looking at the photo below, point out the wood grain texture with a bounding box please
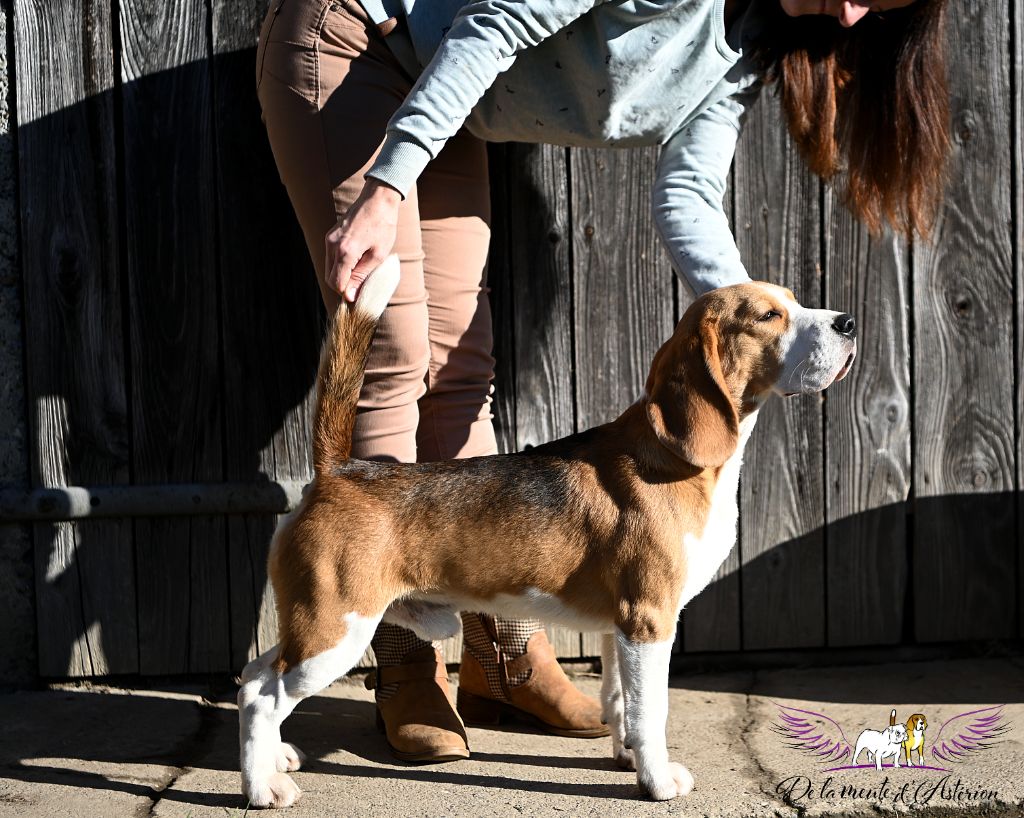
[911,0,1016,642]
[121,0,230,673]
[824,215,910,647]
[211,0,323,670]
[505,144,579,657]
[733,90,826,650]
[1016,0,1024,640]
[15,0,137,676]
[569,146,674,656]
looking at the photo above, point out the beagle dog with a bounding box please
[903,713,928,766]
[237,257,857,808]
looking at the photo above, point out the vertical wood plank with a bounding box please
[210,0,323,670]
[1016,0,1024,640]
[681,166,742,654]
[912,0,1016,641]
[824,217,911,647]
[486,143,518,458]
[505,144,579,657]
[14,0,137,676]
[569,146,674,656]
[121,0,230,673]
[733,91,826,650]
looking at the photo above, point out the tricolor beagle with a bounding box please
[237,257,857,807]
[903,712,928,766]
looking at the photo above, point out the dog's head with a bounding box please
[886,723,909,744]
[906,714,928,733]
[644,282,857,468]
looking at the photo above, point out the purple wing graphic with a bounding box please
[930,705,1011,764]
[771,702,852,765]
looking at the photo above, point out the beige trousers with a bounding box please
[256,0,497,464]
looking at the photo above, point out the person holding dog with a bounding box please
[255,0,949,762]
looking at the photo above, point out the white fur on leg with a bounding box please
[238,612,381,808]
[616,629,693,800]
[600,633,633,770]
[354,255,400,320]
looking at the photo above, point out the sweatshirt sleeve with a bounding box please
[366,0,606,197]
[652,86,760,296]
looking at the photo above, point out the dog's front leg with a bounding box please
[600,633,633,770]
[616,629,693,800]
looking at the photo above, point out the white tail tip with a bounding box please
[354,255,400,320]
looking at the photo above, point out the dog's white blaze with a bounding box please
[678,411,758,610]
[775,292,853,395]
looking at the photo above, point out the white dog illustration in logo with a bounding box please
[852,709,908,770]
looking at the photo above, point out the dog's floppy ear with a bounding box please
[644,310,739,469]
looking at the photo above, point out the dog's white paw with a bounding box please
[275,742,305,772]
[613,747,636,770]
[640,762,694,800]
[247,772,302,809]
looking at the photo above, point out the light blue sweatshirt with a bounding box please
[358,0,765,294]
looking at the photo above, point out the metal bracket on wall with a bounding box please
[0,481,308,522]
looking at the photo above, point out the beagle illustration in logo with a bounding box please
[852,709,908,770]
[902,712,928,766]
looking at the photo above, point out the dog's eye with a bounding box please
[758,310,781,322]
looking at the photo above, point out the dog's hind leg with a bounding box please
[616,628,693,801]
[238,612,381,808]
[600,633,633,770]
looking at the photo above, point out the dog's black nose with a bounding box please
[832,313,857,338]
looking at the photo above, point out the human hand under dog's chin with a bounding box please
[324,178,401,303]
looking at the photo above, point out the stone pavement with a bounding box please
[1,656,1022,818]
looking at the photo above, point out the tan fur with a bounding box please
[903,713,928,764]
[270,283,801,674]
[312,305,379,475]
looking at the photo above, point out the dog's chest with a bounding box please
[678,412,758,610]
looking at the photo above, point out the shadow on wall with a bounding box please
[22,45,558,679]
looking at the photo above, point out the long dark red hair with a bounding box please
[752,0,950,237]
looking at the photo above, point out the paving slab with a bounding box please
[0,656,1021,818]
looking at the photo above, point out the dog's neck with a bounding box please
[618,398,760,480]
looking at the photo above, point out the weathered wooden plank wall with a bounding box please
[1015,0,1024,640]
[9,0,1022,677]
[14,0,137,676]
[912,0,1016,642]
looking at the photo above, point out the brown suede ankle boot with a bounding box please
[457,630,609,738]
[366,646,470,762]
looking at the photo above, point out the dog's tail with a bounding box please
[313,255,401,477]
[889,708,897,727]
